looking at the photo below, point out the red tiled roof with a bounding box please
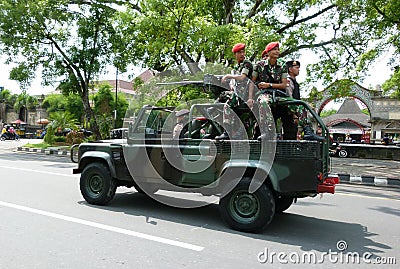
[136,69,156,83]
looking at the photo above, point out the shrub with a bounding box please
[44,126,55,144]
[66,131,85,145]
[54,136,66,143]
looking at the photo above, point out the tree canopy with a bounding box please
[0,0,133,138]
[120,0,399,88]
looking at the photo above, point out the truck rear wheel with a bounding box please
[80,162,117,205]
[219,178,275,233]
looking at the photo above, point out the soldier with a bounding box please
[252,41,297,140]
[285,60,324,141]
[285,60,301,100]
[216,43,255,140]
[172,109,189,139]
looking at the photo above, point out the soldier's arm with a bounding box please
[222,73,247,82]
[269,77,288,90]
[247,82,255,109]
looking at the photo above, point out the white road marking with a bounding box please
[0,165,77,178]
[0,200,204,252]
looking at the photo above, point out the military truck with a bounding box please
[72,76,339,233]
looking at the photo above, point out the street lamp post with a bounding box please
[115,68,118,129]
[38,94,44,130]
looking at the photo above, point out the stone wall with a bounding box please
[4,108,48,128]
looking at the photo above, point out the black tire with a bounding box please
[275,196,294,213]
[0,136,5,141]
[219,178,275,233]
[80,162,117,205]
[338,149,348,158]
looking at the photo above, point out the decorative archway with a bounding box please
[313,79,380,117]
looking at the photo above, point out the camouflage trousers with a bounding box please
[219,91,254,137]
[255,94,275,135]
[219,91,239,125]
[256,93,298,140]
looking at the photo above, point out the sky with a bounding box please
[0,56,141,96]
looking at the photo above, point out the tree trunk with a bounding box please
[81,86,101,140]
[180,50,202,75]
[223,0,235,24]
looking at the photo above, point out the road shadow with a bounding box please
[336,185,400,200]
[368,206,400,217]
[78,190,392,258]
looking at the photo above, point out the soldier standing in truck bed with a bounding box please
[251,41,297,140]
[216,43,255,140]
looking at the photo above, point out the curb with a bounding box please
[16,147,70,156]
[333,173,400,188]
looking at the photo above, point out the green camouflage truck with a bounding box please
[72,77,339,233]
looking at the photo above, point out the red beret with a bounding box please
[261,49,268,58]
[232,43,246,53]
[265,42,279,53]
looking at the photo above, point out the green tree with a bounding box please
[0,0,134,139]
[382,67,400,98]
[120,0,398,87]
[45,111,79,144]
[13,90,37,121]
[320,109,337,118]
[93,83,114,137]
[94,84,114,116]
[0,89,17,107]
[65,94,84,124]
[115,92,129,128]
[42,94,68,113]
[42,93,84,124]
[93,83,128,130]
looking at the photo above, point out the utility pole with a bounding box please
[115,68,118,129]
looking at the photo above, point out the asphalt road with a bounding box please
[0,149,399,268]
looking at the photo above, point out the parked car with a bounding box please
[110,128,128,139]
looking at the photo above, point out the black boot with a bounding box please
[303,125,324,142]
[216,131,230,140]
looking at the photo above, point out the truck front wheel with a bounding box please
[80,162,117,205]
[219,178,275,233]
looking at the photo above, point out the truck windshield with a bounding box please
[129,107,175,138]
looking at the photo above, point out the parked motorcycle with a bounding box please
[0,133,20,141]
[329,142,348,158]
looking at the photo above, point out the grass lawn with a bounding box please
[23,142,52,149]
[23,142,71,149]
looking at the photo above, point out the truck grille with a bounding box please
[212,140,321,159]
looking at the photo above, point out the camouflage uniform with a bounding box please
[253,59,297,139]
[220,59,254,138]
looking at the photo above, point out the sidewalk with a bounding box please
[330,157,400,188]
[16,146,70,156]
[0,138,70,156]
